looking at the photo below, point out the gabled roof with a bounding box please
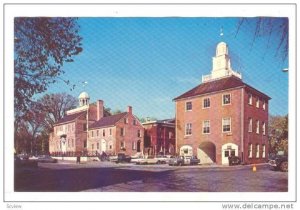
[89,112,127,129]
[54,111,85,125]
[174,76,271,101]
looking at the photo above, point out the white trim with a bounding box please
[222,117,231,133]
[248,118,253,132]
[202,120,210,134]
[202,97,211,109]
[256,120,260,134]
[185,123,192,136]
[185,101,193,111]
[248,143,253,158]
[222,93,231,106]
[256,144,260,158]
[248,93,253,105]
[256,97,260,108]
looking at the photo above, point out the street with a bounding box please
[14,161,288,192]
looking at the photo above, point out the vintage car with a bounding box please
[228,156,241,166]
[169,156,200,166]
[154,155,170,164]
[268,152,288,172]
[115,153,131,163]
[135,156,157,165]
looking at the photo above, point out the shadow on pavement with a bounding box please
[14,166,172,192]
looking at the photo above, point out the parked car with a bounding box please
[154,155,170,164]
[116,153,131,163]
[228,156,241,166]
[169,156,184,166]
[169,156,200,166]
[268,152,288,172]
[185,156,200,165]
[108,155,118,162]
[135,156,157,165]
[36,155,58,163]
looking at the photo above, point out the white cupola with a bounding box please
[78,91,90,106]
[202,42,242,83]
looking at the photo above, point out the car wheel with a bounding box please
[280,161,288,172]
[157,160,161,164]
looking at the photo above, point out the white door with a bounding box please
[101,139,106,153]
[222,143,238,165]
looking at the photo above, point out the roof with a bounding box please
[54,111,85,125]
[89,112,128,129]
[174,76,271,101]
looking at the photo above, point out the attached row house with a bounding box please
[174,42,271,165]
[49,92,144,156]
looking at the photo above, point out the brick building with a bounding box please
[174,42,271,165]
[49,92,144,156]
[88,105,144,156]
[142,119,175,156]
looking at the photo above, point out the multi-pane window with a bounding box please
[256,120,260,134]
[84,140,87,148]
[103,129,105,137]
[256,144,260,158]
[97,143,99,150]
[186,101,192,111]
[256,97,260,108]
[133,119,136,125]
[185,123,192,135]
[262,145,266,158]
[248,118,253,132]
[109,128,112,136]
[97,130,99,137]
[91,131,94,137]
[203,120,210,134]
[223,94,231,105]
[83,123,87,131]
[262,122,266,135]
[203,98,210,108]
[120,128,125,136]
[121,141,125,148]
[137,129,141,137]
[222,118,231,132]
[263,100,266,110]
[248,94,252,105]
[124,118,128,124]
[248,144,253,158]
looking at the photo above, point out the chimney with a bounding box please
[127,106,132,114]
[97,100,104,121]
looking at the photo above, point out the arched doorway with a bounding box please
[101,139,107,153]
[198,142,216,164]
[179,145,193,156]
[222,143,238,165]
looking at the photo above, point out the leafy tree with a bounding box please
[236,17,288,61]
[37,93,77,132]
[268,114,288,155]
[14,17,83,118]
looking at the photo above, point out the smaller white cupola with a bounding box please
[78,91,90,106]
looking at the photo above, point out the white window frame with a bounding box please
[202,120,210,134]
[262,145,266,158]
[248,94,252,105]
[248,144,253,158]
[202,97,211,109]
[263,100,266,110]
[222,117,231,133]
[262,122,266,135]
[248,118,253,132]
[185,101,192,111]
[137,129,141,137]
[222,93,231,106]
[121,127,125,136]
[185,123,192,136]
[256,120,260,134]
[256,97,260,108]
[256,144,260,158]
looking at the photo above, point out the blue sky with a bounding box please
[46,17,288,119]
